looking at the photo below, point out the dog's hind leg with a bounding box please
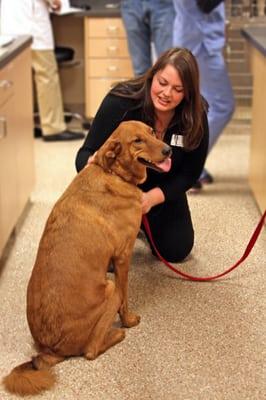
[95,328,126,358]
[84,280,124,360]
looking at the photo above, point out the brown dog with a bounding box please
[3,120,172,396]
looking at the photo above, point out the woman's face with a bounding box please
[150,64,185,114]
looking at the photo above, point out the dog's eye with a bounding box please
[134,138,143,144]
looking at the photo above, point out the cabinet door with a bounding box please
[0,47,34,255]
[0,93,18,253]
[85,78,120,117]
[12,49,35,217]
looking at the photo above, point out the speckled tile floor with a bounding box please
[0,125,265,400]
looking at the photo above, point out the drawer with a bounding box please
[85,18,127,38]
[85,78,125,117]
[87,59,133,78]
[86,38,130,58]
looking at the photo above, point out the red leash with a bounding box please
[142,209,266,282]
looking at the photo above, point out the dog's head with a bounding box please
[94,121,172,185]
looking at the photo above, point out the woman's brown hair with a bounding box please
[111,47,208,150]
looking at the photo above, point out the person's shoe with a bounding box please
[199,170,214,185]
[34,127,43,138]
[188,180,202,194]
[43,130,85,142]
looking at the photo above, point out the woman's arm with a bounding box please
[75,94,132,172]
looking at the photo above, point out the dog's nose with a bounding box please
[162,145,172,157]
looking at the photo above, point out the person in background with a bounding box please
[173,0,235,191]
[121,0,175,76]
[76,48,209,263]
[0,0,85,142]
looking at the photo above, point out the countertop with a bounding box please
[0,35,32,70]
[69,0,121,17]
[241,25,266,56]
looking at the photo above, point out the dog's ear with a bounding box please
[96,139,122,171]
[105,140,122,160]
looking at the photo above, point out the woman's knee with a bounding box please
[159,245,193,263]
[152,236,194,263]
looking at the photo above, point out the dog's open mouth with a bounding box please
[138,156,172,173]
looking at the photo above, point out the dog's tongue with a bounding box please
[156,157,172,173]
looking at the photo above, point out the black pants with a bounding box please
[142,194,194,263]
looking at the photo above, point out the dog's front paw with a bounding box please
[85,350,97,360]
[122,312,141,328]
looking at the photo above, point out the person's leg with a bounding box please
[150,0,175,59]
[196,46,235,181]
[197,46,235,154]
[142,195,194,263]
[32,50,66,136]
[121,0,152,75]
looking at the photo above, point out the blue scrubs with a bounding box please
[173,1,235,177]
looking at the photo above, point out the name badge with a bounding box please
[170,134,184,147]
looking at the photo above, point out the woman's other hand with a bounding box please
[141,188,165,214]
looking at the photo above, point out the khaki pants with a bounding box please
[32,50,66,136]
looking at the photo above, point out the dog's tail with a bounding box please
[2,352,64,396]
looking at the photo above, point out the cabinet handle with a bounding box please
[107,25,118,34]
[0,117,7,139]
[0,80,13,89]
[107,45,118,54]
[107,65,118,72]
